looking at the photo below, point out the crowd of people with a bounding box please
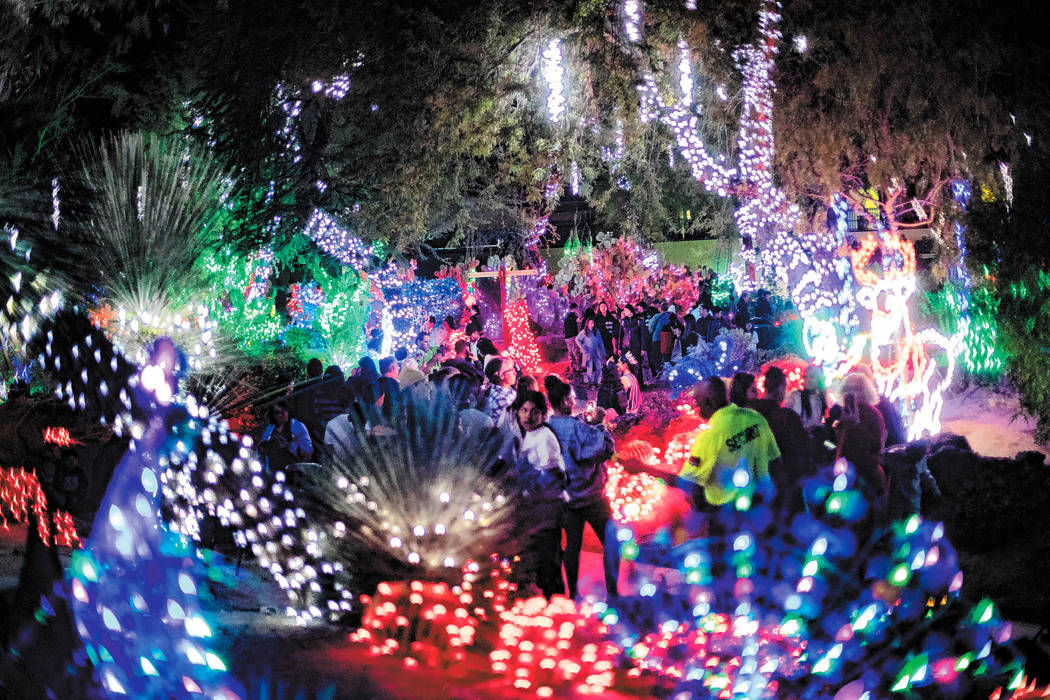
[255,280,932,601]
[563,285,779,391]
[257,302,627,599]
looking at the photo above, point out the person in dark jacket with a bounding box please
[545,376,619,599]
[594,301,620,357]
[734,294,751,330]
[376,357,401,418]
[351,357,381,406]
[290,358,327,448]
[563,302,582,374]
[693,305,717,345]
[619,305,646,389]
[750,367,809,510]
[596,355,625,416]
[260,401,313,471]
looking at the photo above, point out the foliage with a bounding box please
[921,279,1007,381]
[82,132,229,309]
[196,245,284,358]
[79,132,235,368]
[0,0,186,174]
[665,326,770,396]
[774,0,1048,231]
[998,270,1050,443]
[554,230,699,308]
[967,138,1050,442]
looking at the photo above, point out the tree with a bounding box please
[774,0,1046,253]
[967,139,1050,441]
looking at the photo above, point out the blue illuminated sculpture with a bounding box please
[68,337,243,698]
[603,458,1028,698]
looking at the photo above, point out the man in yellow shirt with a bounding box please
[623,377,780,511]
[682,376,779,508]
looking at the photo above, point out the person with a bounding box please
[623,377,779,512]
[787,364,829,430]
[350,357,380,406]
[830,373,888,506]
[693,305,715,346]
[465,327,483,368]
[575,318,607,387]
[447,372,495,437]
[483,357,518,427]
[290,358,328,449]
[729,372,758,407]
[398,362,428,399]
[545,376,619,599]
[852,364,906,448]
[376,357,401,415]
[734,293,751,330]
[324,398,368,461]
[511,390,568,599]
[659,306,684,364]
[366,327,383,356]
[418,316,436,353]
[563,302,582,375]
[647,305,670,375]
[516,374,539,395]
[596,355,624,416]
[260,401,313,471]
[465,305,483,336]
[476,337,499,368]
[619,305,646,389]
[594,301,620,357]
[443,339,483,381]
[618,358,642,414]
[430,315,454,351]
[750,367,809,507]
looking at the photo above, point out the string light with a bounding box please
[351,562,517,669]
[51,177,60,231]
[605,461,667,523]
[302,208,378,268]
[491,596,620,695]
[43,425,80,447]
[623,0,642,43]
[0,465,80,548]
[602,460,1026,698]
[71,396,241,698]
[851,236,957,437]
[677,40,694,106]
[541,39,566,124]
[503,298,545,375]
[286,281,325,329]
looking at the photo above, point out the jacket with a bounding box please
[548,415,615,506]
[516,425,569,502]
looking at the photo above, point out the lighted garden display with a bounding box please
[0,0,1048,696]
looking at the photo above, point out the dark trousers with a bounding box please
[647,338,662,376]
[563,499,619,598]
[524,504,566,599]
